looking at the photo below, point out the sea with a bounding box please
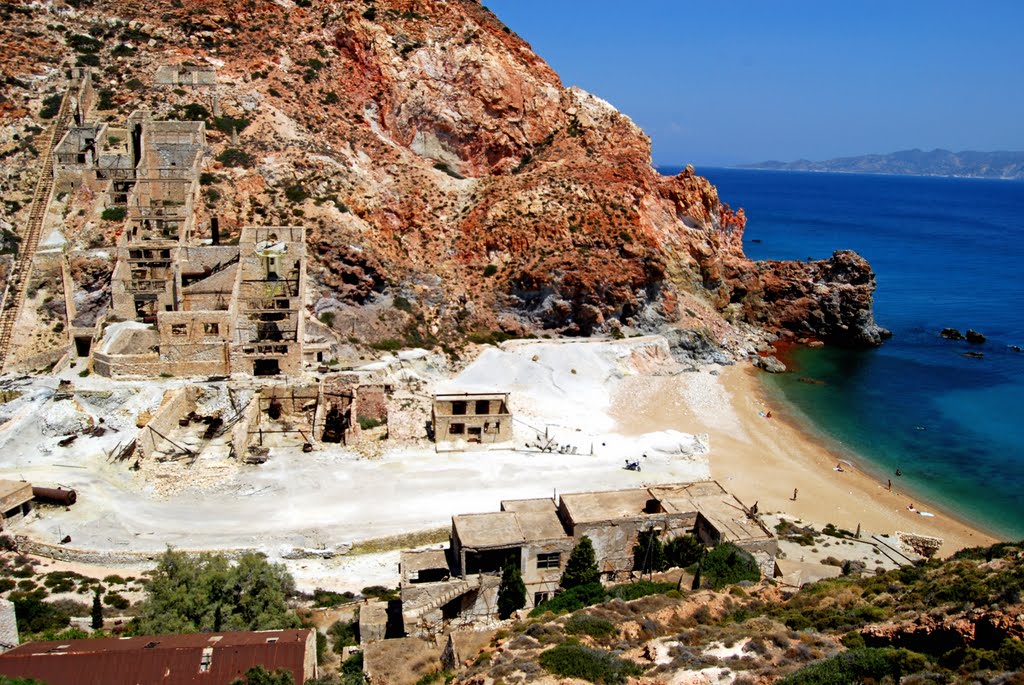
[661,166,1024,541]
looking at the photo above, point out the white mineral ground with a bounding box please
[0,336,994,592]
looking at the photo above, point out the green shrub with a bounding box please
[313,588,354,607]
[199,172,217,186]
[393,296,413,312]
[216,148,253,168]
[564,614,616,638]
[103,592,130,610]
[497,561,526,619]
[361,585,398,601]
[561,537,600,590]
[779,647,930,685]
[329,617,358,651]
[211,115,250,134]
[369,339,402,352]
[11,589,73,634]
[483,264,498,277]
[175,103,210,121]
[701,542,760,589]
[284,184,308,203]
[665,534,704,569]
[101,206,126,222]
[39,94,62,119]
[633,529,666,574]
[357,416,384,430]
[530,583,606,617]
[538,642,643,684]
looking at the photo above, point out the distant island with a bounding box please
[741,148,1024,180]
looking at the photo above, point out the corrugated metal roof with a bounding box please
[0,629,312,685]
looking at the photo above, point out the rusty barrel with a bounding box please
[32,487,77,506]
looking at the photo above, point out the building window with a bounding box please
[203,322,220,335]
[475,399,490,415]
[171,324,187,337]
[451,401,467,415]
[449,423,465,435]
[536,552,561,569]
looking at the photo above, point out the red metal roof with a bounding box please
[0,629,313,685]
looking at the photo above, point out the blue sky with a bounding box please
[485,1,1024,166]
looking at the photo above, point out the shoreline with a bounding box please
[713,365,998,554]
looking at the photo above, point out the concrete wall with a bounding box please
[137,387,195,460]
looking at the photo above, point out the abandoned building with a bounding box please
[399,481,776,632]
[154,64,217,88]
[0,480,33,530]
[431,392,513,451]
[0,629,317,685]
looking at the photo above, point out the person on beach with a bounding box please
[834,462,844,472]
[907,503,916,512]
[887,479,892,491]
[792,488,798,501]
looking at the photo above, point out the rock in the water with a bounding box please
[1009,345,1022,353]
[940,328,965,340]
[753,355,786,373]
[965,329,986,344]
[962,351,985,359]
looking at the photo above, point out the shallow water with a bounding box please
[667,167,1024,539]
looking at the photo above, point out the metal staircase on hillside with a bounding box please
[0,90,72,370]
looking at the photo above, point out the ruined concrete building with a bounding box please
[154,64,217,88]
[431,392,513,451]
[0,480,33,530]
[399,481,776,631]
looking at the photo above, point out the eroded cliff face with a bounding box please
[0,0,887,350]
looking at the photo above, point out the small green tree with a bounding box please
[560,536,600,590]
[701,543,760,589]
[91,588,103,629]
[230,665,294,685]
[665,534,704,569]
[496,560,526,619]
[633,529,666,575]
[134,548,300,635]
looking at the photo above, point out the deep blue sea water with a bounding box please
[662,166,1024,540]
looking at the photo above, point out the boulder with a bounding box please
[753,355,786,373]
[965,329,986,344]
[940,327,965,340]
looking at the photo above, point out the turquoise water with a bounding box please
[671,167,1024,540]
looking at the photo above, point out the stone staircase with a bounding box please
[0,89,72,370]
[402,575,482,621]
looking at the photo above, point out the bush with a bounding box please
[538,642,643,684]
[778,647,930,685]
[665,534,704,569]
[39,94,62,119]
[497,561,526,619]
[284,184,308,203]
[360,585,398,601]
[357,416,384,430]
[313,588,354,607]
[564,614,616,639]
[211,115,250,134]
[633,529,666,575]
[199,172,217,186]
[11,589,73,634]
[101,206,126,222]
[530,583,606,617]
[329,618,358,652]
[216,148,253,168]
[432,162,464,179]
[701,543,760,589]
[483,264,498,277]
[103,592,130,610]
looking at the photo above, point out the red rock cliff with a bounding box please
[0,0,888,349]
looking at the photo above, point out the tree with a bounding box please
[632,529,666,575]
[91,588,103,630]
[134,548,300,635]
[496,560,526,619]
[560,536,600,590]
[230,665,294,685]
[701,543,760,589]
[665,534,704,569]
[0,677,48,685]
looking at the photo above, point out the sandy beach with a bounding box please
[611,362,997,555]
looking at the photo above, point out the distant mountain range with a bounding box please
[741,149,1024,180]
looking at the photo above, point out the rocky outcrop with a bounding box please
[861,607,1024,654]
[0,0,888,351]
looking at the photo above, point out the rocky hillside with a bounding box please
[0,0,889,353]
[452,541,1024,684]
